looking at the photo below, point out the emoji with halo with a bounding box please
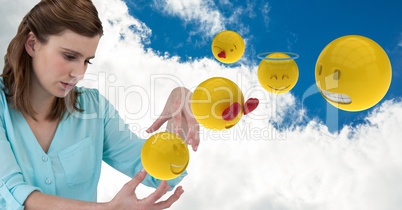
[315,35,392,111]
[211,30,245,64]
[141,132,189,180]
[257,52,299,94]
[191,77,259,130]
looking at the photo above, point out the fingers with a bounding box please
[182,102,200,151]
[127,169,147,190]
[172,110,184,136]
[147,87,200,152]
[146,111,170,133]
[114,173,184,210]
[154,186,185,209]
[186,123,200,151]
[147,88,187,134]
[144,181,171,205]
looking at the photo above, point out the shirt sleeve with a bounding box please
[96,90,187,189]
[0,102,41,209]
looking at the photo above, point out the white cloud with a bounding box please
[287,32,299,51]
[2,1,402,210]
[152,0,225,37]
[218,0,232,8]
[245,0,257,19]
[172,99,402,210]
[260,2,271,30]
[150,0,262,39]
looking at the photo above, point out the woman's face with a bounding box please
[28,29,100,98]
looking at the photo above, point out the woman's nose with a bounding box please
[70,64,87,79]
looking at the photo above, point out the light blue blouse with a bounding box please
[0,84,186,209]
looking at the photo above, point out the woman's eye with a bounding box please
[85,60,93,65]
[64,54,76,60]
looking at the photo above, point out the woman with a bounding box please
[0,0,200,209]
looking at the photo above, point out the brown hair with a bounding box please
[2,0,103,121]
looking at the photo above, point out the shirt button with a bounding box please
[45,178,52,185]
[42,156,48,162]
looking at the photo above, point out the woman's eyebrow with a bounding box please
[60,47,95,59]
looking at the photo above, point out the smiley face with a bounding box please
[141,132,189,180]
[315,35,392,111]
[191,77,245,130]
[257,52,299,94]
[211,30,245,64]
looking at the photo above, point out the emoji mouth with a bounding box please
[170,163,188,175]
[268,85,290,91]
[321,89,352,104]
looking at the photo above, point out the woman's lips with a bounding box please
[61,82,75,90]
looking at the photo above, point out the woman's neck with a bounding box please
[29,86,56,121]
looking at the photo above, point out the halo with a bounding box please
[257,52,299,61]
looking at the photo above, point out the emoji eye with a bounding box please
[270,74,278,80]
[230,49,234,52]
[282,74,289,79]
[318,65,323,76]
[333,69,340,80]
[173,144,179,155]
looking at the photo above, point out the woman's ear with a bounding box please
[25,32,37,57]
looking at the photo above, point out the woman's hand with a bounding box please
[106,170,184,210]
[147,87,200,151]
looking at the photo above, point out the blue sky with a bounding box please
[124,0,402,132]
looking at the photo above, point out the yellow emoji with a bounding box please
[211,30,245,64]
[141,132,189,180]
[191,77,258,130]
[315,35,392,111]
[257,52,299,94]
